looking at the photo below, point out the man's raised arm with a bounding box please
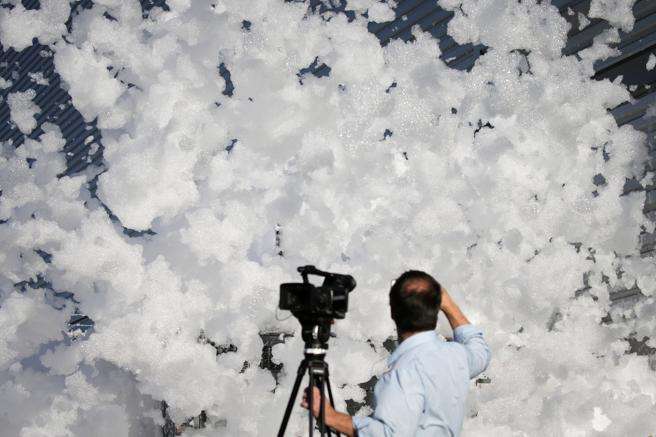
[440,286,491,378]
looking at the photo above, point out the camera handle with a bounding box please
[277,351,341,437]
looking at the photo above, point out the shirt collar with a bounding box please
[387,330,437,366]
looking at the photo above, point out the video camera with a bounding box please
[279,265,356,350]
[277,266,356,436]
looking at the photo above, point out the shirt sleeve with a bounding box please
[352,362,424,437]
[453,323,491,379]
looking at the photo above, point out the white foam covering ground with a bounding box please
[1,0,655,435]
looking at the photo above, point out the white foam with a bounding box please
[589,0,637,32]
[1,0,654,435]
[647,53,656,71]
[0,0,70,51]
[54,42,125,122]
[368,2,396,22]
[7,90,39,134]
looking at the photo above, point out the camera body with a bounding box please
[279,265,356,349]
[279,266,355,319]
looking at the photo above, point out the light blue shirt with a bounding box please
[352,324,491,437]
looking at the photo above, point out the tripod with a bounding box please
[277,348,341,437]
[276,264,356,437]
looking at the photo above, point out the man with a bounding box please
[301,270,491,436]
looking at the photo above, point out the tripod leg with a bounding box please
[325,366,340,437]
[277,359,308,437]
[318,376,326,437]
[308,368,314,437]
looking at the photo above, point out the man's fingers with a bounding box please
[300,386,325,413]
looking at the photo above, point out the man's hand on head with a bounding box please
[438,285,471,329]
[439,286,454,311]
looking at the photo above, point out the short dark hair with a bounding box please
[389,270,441,335]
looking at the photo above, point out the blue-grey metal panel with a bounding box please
[0,0,170,177]
[0,0,101,176]
[0,41,104,176]
[368,0,487,70]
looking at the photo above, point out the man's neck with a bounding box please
[399,331,418,343]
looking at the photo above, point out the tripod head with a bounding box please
[300,319,333,354]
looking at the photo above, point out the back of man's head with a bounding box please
[389,270,442,335]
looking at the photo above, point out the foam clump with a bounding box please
[647,53,656,71]
[0,0,70,51]
[0,290,68,368]
[54,42,125,122]
[1,0,655,435]
[589,0,637,32]
[365,1,396,22]
[7,90,39,134]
